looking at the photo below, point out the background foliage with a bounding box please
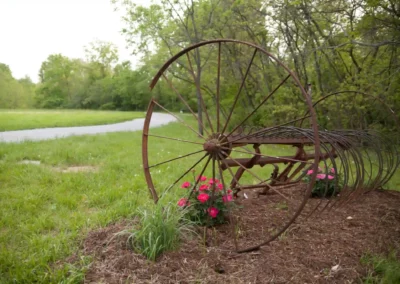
[1,0,399,133]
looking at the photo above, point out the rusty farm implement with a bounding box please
[142,39,400,252]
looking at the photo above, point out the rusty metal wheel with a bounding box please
[142,39,321,252]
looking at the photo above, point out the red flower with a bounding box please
[199,184,209,191]
[197,193,210,203]
[181,181,190,188]
[222,194,233,202]
[227,189,233,194]
[208,178,220,184]
[217,183,224,190]
[207,207,219,218]
[197,175,207,182]
[177,198,189,207]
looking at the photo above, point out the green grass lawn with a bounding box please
[0,109,145,131]
[0,115,399,283]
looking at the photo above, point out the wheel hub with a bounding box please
[203,133,231,159]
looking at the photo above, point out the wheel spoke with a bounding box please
[221,48,258,134]
[221,115,311,146]
[147,149,204,169]
[218,153,241,188]
[153,100,205,139]
[162,74,209,138]
[226,74,291,137]
[216,42,221,133]
[217,157,239,251]
[163,154,208,195]
[186,52,215,134]
[147,134,204,146]
[186,155,212,201]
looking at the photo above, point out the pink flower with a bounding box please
[307,169,314,175]
[197,193,210,203]
[199,184,209,191]
[227,189,233,194]
[181,181,190,188]
[222,194,233,202]
[217,183,224,190]
[330,168,335,174]
[207,207,219,218]
[208,178,220,184]
[197,175,207,182]
[177,198,189,207]
[316,174,334,180]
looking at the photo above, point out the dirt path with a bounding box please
[0,113,176,143]
[81,189,400,283]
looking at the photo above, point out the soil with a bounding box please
[81,189,400,283]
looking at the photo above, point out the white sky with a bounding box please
[0,0,148,83]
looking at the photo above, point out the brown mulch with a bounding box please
[81,189,400,283]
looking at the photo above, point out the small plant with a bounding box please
[304,167,340,198]
[361,251,400,283]
[177,175,234,226]
[126,202,193,261]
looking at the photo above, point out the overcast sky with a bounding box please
[0,0,147,82]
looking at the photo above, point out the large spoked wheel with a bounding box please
[142,39,321,252]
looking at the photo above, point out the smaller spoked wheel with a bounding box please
[142,39,321,252]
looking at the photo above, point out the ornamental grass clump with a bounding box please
[177,175,234,226]
[126,202,194,261]
[304,167,340,198]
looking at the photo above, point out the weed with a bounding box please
[124,201,195,261]
[361,251,400,283]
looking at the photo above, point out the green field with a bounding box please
[0,109,144,131]
[0,113,399,283]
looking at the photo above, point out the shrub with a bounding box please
[126,202,193,261]
[177,175,234,226]
[304,167,340,197]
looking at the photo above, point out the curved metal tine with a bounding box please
[225,146,315,165]
[216,156,239,251]
[226,74,291,137]
[161,73,210,139]
[159,153,208,199]
[220,149,291,201]
[186,155,212,202]
[357,133,382,189]
[147,134,204,146]
[147,149,205,169]
[152,100,205,139]
[338,146,366,206]
[221,48,258,135]
[186,51,215,134]
[308,134,344,214]
[220,115,311,147]
[333,138,365,208]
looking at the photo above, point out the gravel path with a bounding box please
[0,113,176,143]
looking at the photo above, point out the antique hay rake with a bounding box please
[142,39,400,252]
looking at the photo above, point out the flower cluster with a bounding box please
[304,167,339,197]
[177,175,234,225]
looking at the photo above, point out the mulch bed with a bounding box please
[81,189,400,283]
